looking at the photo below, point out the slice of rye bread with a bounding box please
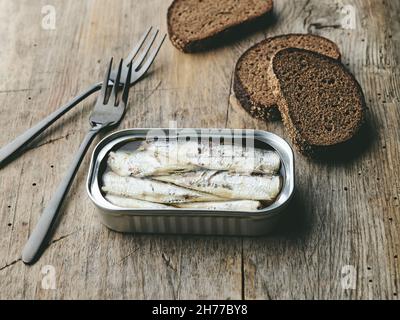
[234,34,341,121]
[271,48,365,157]
[167,0,273,53]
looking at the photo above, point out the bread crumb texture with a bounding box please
[272,48,365,155]
[234,34,341,121]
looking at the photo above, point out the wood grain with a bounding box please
[0,0,398,299]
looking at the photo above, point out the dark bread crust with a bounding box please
[271,48,366,157]
[234,34,341,121]
[167,0,274,53]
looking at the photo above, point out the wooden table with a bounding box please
[0,0,399,300]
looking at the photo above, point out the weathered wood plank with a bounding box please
[0,0,242,300]
[0,0,399,300]
[234,0,400,300]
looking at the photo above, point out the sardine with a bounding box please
[105,194,170,209]
[176,200,262,211]
[102,172,223,204]
[105,193,260,212]
[107,150,198,178]
[108,140,281,177]
[154,171,282,201]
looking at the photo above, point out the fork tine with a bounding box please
[122,62,133,105]
[111,59,123,106]
[134,34,166,77]
[123,26,153,67]
[131,29,160,71]
[100,57,113,104]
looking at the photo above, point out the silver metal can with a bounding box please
[86,128,295,236]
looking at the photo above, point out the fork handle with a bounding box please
[22,125,102,265]
[0,82,102,167]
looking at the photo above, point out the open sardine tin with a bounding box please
[87,128,295,236]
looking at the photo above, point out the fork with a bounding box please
[22,59,132,265]
[0,27,165,167]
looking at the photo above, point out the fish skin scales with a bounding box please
[177,200,262,211]
[107,150,198,177]
[144,141,281,174]
[102,172,223,204]
[154,171,282,201]
[105,194,170,209]
[105,193,260,212]
[108,141,281,177]
[107,151,198,177]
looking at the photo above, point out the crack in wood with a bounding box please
[48,231,77,247]
[308,23,342,30]
[0,87,49,95]
[0,88,31,94]
[115,247,140,266]
[27,133,73,151]
[142,80,162,102]
[302,0,312,27]
[241,238,245,300]
[0,258,22,271]
[261,280,273,300]
[161,252,177,272]
[225,70,235,128]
